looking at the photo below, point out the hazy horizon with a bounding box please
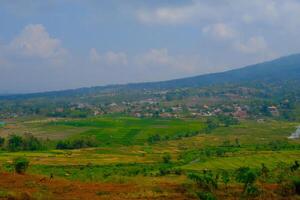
[1,0,300,93]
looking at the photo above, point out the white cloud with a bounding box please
[89,48,128,65]
[137,48,170,65]
[136,1,218,25]
[234,36,268,54]
[136,48,200,73]
[136,0,300,33]
[202,23,237,40]
[9,24,67,60]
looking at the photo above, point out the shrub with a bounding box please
[221,170,230,188]
[147,134,161,144]
[196,191,216,200]
[162,153,171,163]
[293,178,300,195]
[13,157,29,174]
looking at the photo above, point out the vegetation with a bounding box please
[1,55,300,198]
[13,157,29,174]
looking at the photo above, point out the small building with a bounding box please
[268,106,279,116]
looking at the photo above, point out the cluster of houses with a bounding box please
[32,96,282,120]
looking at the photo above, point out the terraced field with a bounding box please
[0,117,300,199]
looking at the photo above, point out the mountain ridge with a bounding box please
[1,53,300,99]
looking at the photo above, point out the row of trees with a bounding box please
[56,137,99,149]
[0,134,100,151]
[0,134,44,151]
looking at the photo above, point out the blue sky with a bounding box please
[1,0,300,93]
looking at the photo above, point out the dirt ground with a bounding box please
[0,172,192,200]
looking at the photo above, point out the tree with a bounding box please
[221,170,230,189]
[23,133,43,151]
[56,140,71,149]
[13,157,29,174]
[188,171,218,191]
[7,135,23,152]
[205,117,219,133]
[147,134,161,144]
[235,167,257,193]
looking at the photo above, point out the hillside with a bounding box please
[126,54,300,89]
[1,54,300,100]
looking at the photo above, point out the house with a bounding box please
[233,107,247,119]
[268,106,279,116]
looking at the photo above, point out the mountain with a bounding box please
[124,54,300,89]
[1,54,300,99]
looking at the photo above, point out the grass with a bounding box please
[0,116,300,199]
[181,150,300,171]
[47,117,206,145]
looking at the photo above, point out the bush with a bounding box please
[293,178,300,195]
[148,134,161,144]
[196,191,216,200]
[162,153,171,163]
[13,157,29,174]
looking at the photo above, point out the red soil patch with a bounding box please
[0,173,191,200]
[0,172,136,200]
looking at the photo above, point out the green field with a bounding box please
[1,116,300,199]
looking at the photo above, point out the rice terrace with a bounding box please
[1,1,300,199]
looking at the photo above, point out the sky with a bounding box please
[1,0,300,94]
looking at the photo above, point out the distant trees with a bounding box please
[147,134,161,144]
[2,134,99,151]
[205,115,239,133]
[56,137,99,150]
[7,135,23,152]
[5,134,43,152]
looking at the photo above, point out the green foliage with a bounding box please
[292,177,300,195]
[23,133,43,151]
[205,118,219,133]
[56,137,99,149]
[221,170,230,187]
[162,153,171,164]
[196,191,217,200]
[235,167,257,193]
[147,134,161,144]
[7,135,23,152]
[13,157,29,174]
[6,134,44,152]
[188,172,218,191]
[205,115,239,133]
